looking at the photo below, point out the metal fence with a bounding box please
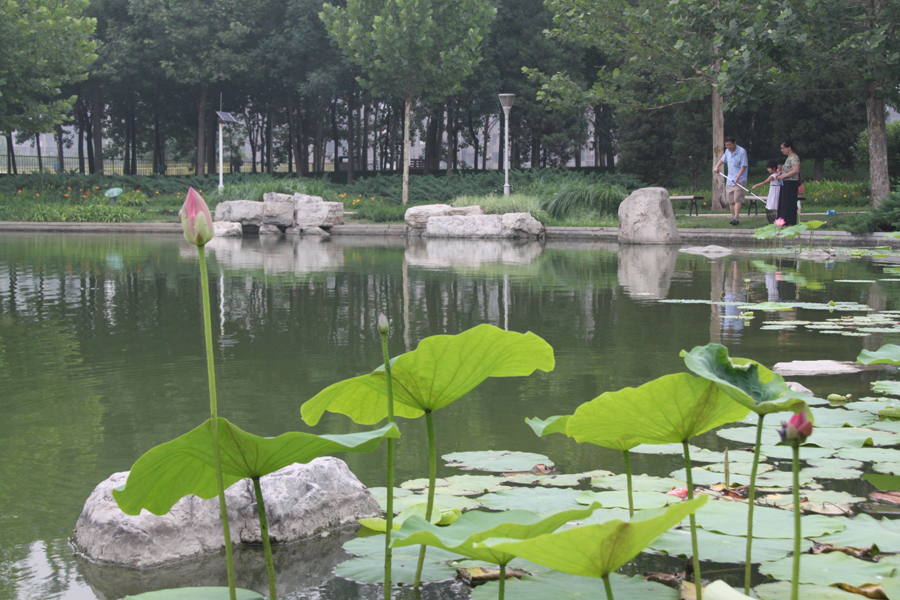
[1,154,335,176]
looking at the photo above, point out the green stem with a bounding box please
[602,574,614,600]
[253,477,277,600]
[623,450,634,518]
[744,414,765,595]
[791,439,801,600]
[499,563,506,600]
[199,246,236,600]
[682,441,702,600]
[413,411,437,589]
[381,331,395,600]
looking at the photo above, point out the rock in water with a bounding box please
[617,187,680,244]
[72,457,380,568]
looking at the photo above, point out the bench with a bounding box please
[671,195,704,216]
[746,196,806,220]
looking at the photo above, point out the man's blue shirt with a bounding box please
[720,145,749,185]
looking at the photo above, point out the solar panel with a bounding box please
[216,112,238,123]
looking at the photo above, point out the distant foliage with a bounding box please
[0,202,139,222]
[452,194,550,220]
[846,192,900,233]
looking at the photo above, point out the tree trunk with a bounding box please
[5,133,16,175]
[130,100,138,175]
[574,143,581,168]
[711,83,726,211]
[288,97,299,176]
[362,101,369,172]
[55,124,65,173]
[124,117,131,175]
[347,93,355,185]
[86,116,94,174]
[330,100,339,171]
[197,84,208,176]
[265,110,273,173]
[207,111,217,177]
[92,79,104,174]
[403,96,411,205]
[36,135,43,172]
[866,89,890,207]
[423,109,438,175]
[814,157,825,181]
[482,116,489,170]
[531,136,540,168]
[75,97,86,174]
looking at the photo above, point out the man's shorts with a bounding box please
[725,186,746,205]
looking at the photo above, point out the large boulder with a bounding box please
[213,221,242,237]
[262,192,294,203]
[72,457,380,568]
[263,201,295,228]
[214,201,265,227]
[424,213,543,239]
[617,187,680,244]
[405,204,484,232]
[294,201,344,229]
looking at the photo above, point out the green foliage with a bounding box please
[452,194,549,220]
[856,121,900,185]
[0,202,140,223]
[351,200,408,223]
[211,176,325,202]
[539,179,626,219]
[845,192,900,233]
[803,180,871,208]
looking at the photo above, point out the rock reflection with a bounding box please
[617,244,679,299]
[201,236,346,274]
[405,238,543,268]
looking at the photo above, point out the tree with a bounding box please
[0,0,96,137]
[321,0,496,204]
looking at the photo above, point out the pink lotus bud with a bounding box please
[778,409,813,443]
[775,218,786,227]
[667,488,689,500]
[180,187,214,246]
[377,312,390,335]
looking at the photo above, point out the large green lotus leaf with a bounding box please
[443,450,553,472]
[503,470,612,488]
[874,381,900,397]
[813,513,900,553]
[591,473,686,493]
[123,589,263,600]
[336,536,458,584]
[858,344,900,365]
[567,373,749,450]
[753,581,862,600]
[576,490,675,510]
[482,495,707,578]
[525,415,570,437]
[759,552,895,586]
[681,344,806,414]
[844,399,900,413]
[478,488,583,512]
[303,325,553,425]
[690,500,844,538]
[649,527,813,563]
[390,504,601,566]
[838,447,900,462]
[470,570,679,600]
[804,408,877,428]
[113,419,399,516]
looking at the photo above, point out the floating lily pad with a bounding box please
[502,470,612,488]
[705,462,776,476]
[869,420,900,434]
[844,400,900,414]
[718,426,785,447]
[576,490,675,510]
[591,473,686,493]
[760,489,865,513]
[805,427,899,449]
[369,487,481,514]
[759,552,894,587]
[630,444,759,463]
[813,513,900,553]
[873,462,900,474]
[650,527,812,563]
[837,447,900,462]
[122,589,264,600]
[807,408,878,428]
[477,487,583,512]
[669,467,810,488]
[873,381,900,397]
[470,570,679,600]
[443,451,553,473]
[336,536,459,584]
[691,499,845,538]
[400,475,508,496]
[754,581,868,600]
[759,445,834,460]
[806,458,863,469]
[800,466,864,480]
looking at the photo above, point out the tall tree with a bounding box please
[321,0,496,204]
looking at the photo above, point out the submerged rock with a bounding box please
[72,457,380,568]
[773,360,892,376]
[679,245,732,258]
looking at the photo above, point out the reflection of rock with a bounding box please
[618,187,680,244]
[680,245,731,258]
[77,526,358,600]
[259,224,283,235]
[773,360,894,376]
[405,238,543,268]
[424,213,544,239]
[202,237,345,274]
[617,244,679,299]
[72,458,380,568]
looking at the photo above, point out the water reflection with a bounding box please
[406,238,543,269]
[617,244,679,300]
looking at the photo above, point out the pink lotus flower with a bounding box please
[180,187,214,246]
[775,218,786,227]
[667,488,689,500]
[778,409,813,443]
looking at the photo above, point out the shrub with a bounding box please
[845,192,900,233]
[452,194,549,221]
[352,200,408,222]
[539,179,627,219]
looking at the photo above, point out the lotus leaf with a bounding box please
[753,582,863,600]
[503,470,612,487]
[383,493,480,515]
[470,571,679,600]
[668,467,810,488]
[858,344,900,365]
[760,489,865,510]
[705,462,775,476]
[631,444,758,463]
[525,415,569,437]
[576,490,675,510]
[649,527,813,563]
[591,474,686,493]
[702,580,757,600]
[113,419,399,516]
[690,500,844,538]
[335,537,458,584]
[870,421,900,434]
[301,325,554,425]
[390,504,602,566]
[804,408,876,428]
[839,447,900,462]
[359,503,461,532]
[874,462,900,474]
[799,466,863,480]
[443,450,554,473]
[813,513,900,553]
[567,373,749,448]
[874,381,900,397]
[759,445,833,460]
[478,488,583,512]
[864,473,900,490]
[482,496,707,579]
[123,589,263,600]
[400,475,508,495]
[759,552,895,587]
[805,458,863,469]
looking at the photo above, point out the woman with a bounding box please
[778,140,801,226]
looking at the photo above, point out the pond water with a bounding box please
[2,233,900,600]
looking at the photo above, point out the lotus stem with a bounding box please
[744,414,765,595]
[198,246,237,600]
[602,574,614,600]
[682,441,702,600]
[381,329,395,599]
[791,439,801,600]
[499,563,506,600]
[413,410,437,589]
[724,446,730,488]
[253,477,277,600]
[623,450,634,518]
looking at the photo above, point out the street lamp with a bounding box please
[216,111,238,192]
[498,94,514,196]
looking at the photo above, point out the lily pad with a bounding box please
[837,447,900,462]
[631,444,759,463]
[806,458,864,469]
[759,445,834,460]
[477,487,583,512]
[591,473,687,493]
[806,408,877,428]
[336,536,459,584]
[704,462,775,475]
[874,462,900,474]
[650,527,813,563]
[400,475,508,495]
[813,513,900,553]
[799,466,864,480]
[874,381,900,397]
[123,589,263,600]
[502,470,612,487]
[754,581,870,600]
[470,570,679,600]
[690,499,845,538]
[443,451,553,473]
[760,489,865,512]
[844,400,900,414]
[369,487,481,514]
[717,426,788,447]
[759,552,894,587]
[576,490,675,510]
[669,467,810,488]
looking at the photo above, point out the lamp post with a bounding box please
[216,111,238,192]
[498,94,514,196]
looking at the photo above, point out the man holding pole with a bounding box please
[713,135,748,226]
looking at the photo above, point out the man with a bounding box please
[713,135,749,226]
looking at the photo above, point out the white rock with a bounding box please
[500,212,544,238]
[404,204,484,230]
[798,249,836,262]
[72,458,380,568]
[213,221,242,237]
[679,245,732,258]
[214,201,264,226]
[259,224,283,235]
[262,192,294,203]
[288,225,330,237]
[294,201,344,228]
[424,213,543,239]
[293,194,325,204]
[786,381,814,395]
[263,201,295,228]
[618,187,680,244]
[773,360,889,376]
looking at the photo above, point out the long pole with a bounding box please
[503,107,510,196]
[218,120,224,192]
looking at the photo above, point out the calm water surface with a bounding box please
[1,233,898,599]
